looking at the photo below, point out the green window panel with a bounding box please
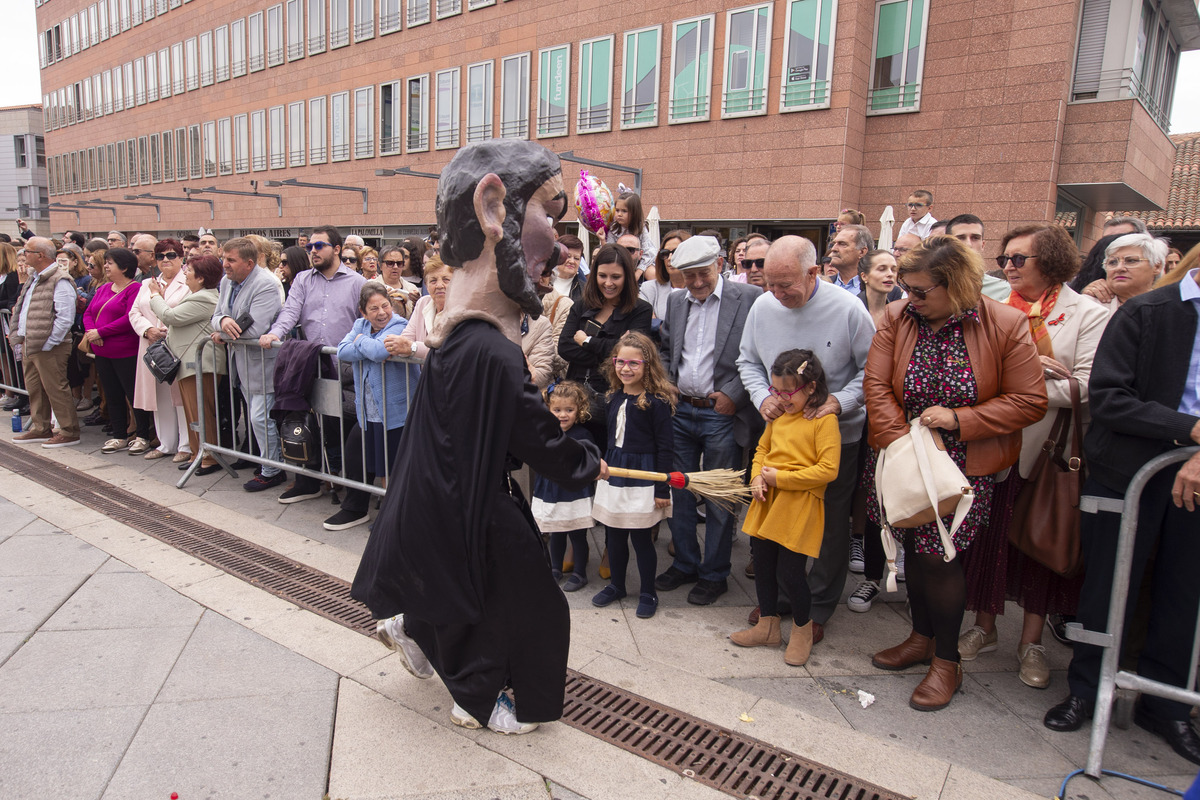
[723,4,771,117]
[670,16,712,122]
[869,0,926,112]
[622,27,660,127]
[578,36,612,132]
[781,0,835,110]
[538,45,569,137]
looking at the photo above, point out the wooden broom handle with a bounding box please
[605,466,670,482]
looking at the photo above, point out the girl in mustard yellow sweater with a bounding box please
[731,349,841,666]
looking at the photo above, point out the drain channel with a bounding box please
[2,441,910,800]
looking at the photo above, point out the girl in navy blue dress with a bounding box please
[531,380,596,592]
[591,331,675,619]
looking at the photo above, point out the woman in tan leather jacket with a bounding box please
[863,236,1047,711]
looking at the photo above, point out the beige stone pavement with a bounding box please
[1,424,1195,799]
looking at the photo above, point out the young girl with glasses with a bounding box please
[590,331,675,619]
[731,349,840,666]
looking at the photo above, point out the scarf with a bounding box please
[1004,283,1060,358]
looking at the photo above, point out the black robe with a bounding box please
[352,318,600,725]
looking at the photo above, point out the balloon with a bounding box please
[574,170,615,238]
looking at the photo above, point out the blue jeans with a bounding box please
[247,390,282,477]
[667,405,740,582]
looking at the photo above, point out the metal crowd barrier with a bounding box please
[0,309,29,400]
[177,337,420,498]
[1068,446,1200,778]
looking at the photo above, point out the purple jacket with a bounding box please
[83,281,141,359]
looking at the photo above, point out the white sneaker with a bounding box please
[450,702,483,729]
[847,580,880,612]
[849,537,865,574]
[376,614,434,679]
[896,548,906,583]
[487,691,539,735]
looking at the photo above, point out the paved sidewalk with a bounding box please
[2,425,1196,799]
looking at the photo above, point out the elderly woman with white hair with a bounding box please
[1083,233,1168,311]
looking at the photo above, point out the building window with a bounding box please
[120,63,133,110]
[780,0,836,111]
[116,141,127,187]
[331,91,350,160]
[92,75,104,116]
[82,80,94,119]
[172,42,185,93]
[577,36,613,133]
[267,5,285,66]
[143,0,155,23]
[380,0,401,33]
[133,58,146,104]
[214,27,229,81]
[267,106,283,167]
[722,3,772,117]
[119,0,131,30]
[330,0,349,48]
[288,102,305,166]
[468,0,494,8]
[308,0,326,54]
[354,0,373,40]
[436,0,461,18]
[309,96,327,163]
[407,0,430,27]
[90,147,100,190]
[231,19,247,76]
[199,32,214,86]
[406,74,429,152]
[201,122,217,177]
[104,71,114,114]
[79,11,90,50]
[70,14,80,52]
[131,0,141,25]
[161,131,173,181]
[187,124,201,178]
[434,69,461,150]
[149,136,161,182]
[185,38,199,90]
[379,83,400,155]
[286,0,305,60]
[233,115,249,173]
[868,0,928,114]
[145,53,158,102]
[1126,0,1179,128]
[621,26,661,128]
[467,60,494,142]
[499,53,530,139]
[172,129,184,180]
[14,136,28,168]
[98,3,109,40]
[354,86,375,158]
[249,13,266,71]
[95,149,106,190]
[251,111,267,171]
[90,4,101,44]
[157,48,171,98]
[536,46,568,138]
[217,117,233,175]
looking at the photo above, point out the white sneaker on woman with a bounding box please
[376,614,434,679]
[847,580,880,612]
[488,691,539,735]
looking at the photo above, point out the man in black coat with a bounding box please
[1044,263,1200,765]
[352,140,600,734]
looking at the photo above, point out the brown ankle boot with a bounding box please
[784,620,813,666]
[730,615,781,647]
[910,656,963,711]
[872,630,935,671]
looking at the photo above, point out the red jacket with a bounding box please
[865,296,1048,476]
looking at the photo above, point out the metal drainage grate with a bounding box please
[2,441,910,800]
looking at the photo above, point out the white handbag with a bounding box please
[875,418,974,591]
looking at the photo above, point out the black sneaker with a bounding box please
[279,484,323,504]
[654,566,699,592]
[323,508,370,531]
[687,578,728,606]
[243,472,286,492]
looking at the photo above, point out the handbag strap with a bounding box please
[909,419,972,565]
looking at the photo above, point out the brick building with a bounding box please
[33,0,1199,254]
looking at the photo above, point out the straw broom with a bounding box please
[604,467,753,512]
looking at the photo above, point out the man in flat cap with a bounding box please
[654,235,762,604]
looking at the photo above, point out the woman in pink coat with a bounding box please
[128,238,191,459]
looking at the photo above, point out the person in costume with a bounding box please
[352,140,602,735]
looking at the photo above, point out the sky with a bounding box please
[3,1,1198,133]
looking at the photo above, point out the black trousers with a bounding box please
[94,355,153,440]
[1067,470,1200,721]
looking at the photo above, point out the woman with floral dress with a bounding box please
[863,236,1047,711]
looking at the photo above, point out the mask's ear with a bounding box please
[473,173,507,247]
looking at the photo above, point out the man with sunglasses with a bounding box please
[742,238,770,289]
[737,235,875,645]
[130,233,158,278]
[259,225,365,504]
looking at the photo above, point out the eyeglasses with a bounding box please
[906,202,927,209]
[342,256,358,264]
[744,258,766,270]
[663,248,677,259]
[1105,256,1149,270]
[132,248,151,255]
[897,279,942,300]
[892,246,911,256]
[612,358,644,369]
[155,252,179,261]
[995,253,1037,269]
[382,259,404,267]
[304,241,329,252]
[279,259,289,266]
[768,384,807,399]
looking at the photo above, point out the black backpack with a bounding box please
[280,410,320,466]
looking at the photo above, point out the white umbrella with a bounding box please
[878,205,896,251]
[647,205,661,249]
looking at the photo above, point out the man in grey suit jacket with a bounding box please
[654,236,762,605]
[210,237,285,492]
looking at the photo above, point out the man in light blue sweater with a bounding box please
[736,235,876,641]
